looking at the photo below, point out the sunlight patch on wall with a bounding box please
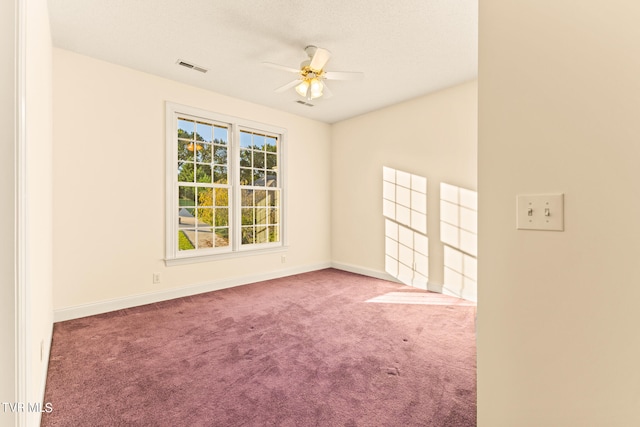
[384,219,429,289]
[383,166,427,234]
[383,167,428,289]
[440,182,477,256]
[440,182,478,301]
[444,245,478,301]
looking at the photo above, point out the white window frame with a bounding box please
[165,102,287,266]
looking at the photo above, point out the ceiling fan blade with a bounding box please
[321,81,334,99]
[323,71,365,81]
[274,79,301,93]
[262,62,300,74]
[309,47,332,71]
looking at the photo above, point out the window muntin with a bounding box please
[166,103,285,263]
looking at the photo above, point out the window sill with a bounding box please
[164,245,289,266]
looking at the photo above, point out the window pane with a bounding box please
[179,186,196,206]
[178,209,192,228]
[242,226,255,244]
[178,162,194,183]
[254,151,265,169]
[178,208,196,234]
[215,188,228,206]
[256,208,267,225]
[242,208,254,225]
[256,226,268,243]
[198,187,213,206]
[253,134,265,151]
[240,149,251,167]
[213,166,227,184]
[255,190,266,206]
[197,208,214,226]
[266,172,277,187]
[240,168,252,186]
[215,228,229,247]
[178,141,194,161]
[268,225,279,242]
[269,208,279,225]
[198,229,214,248]
[268,190,279,207]
[241,189,254,206]
[178,119,194,139]
[266,153,277,170]
[185,142,203,155]
[214,146,227,165]
[197,143,212,163]
[240,132,252,148]
[179,229,195,251]
[215,208,228,227]
[196,164,212,183]
[180,207,196,219]
[266,137,277,152]
[254,170,265,186]
[196,122,212,142]
[214,126,228,145]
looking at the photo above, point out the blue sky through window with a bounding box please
[179,119,229,145]
[240,131,252,148]
[196,122,212,142]
[214,126,228,144]
[178,119,193,136]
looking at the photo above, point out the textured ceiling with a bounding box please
[48,0,477,124]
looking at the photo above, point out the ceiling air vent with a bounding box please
[176,59,208,73]
[295,100,314,107]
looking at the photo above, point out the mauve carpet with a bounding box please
[42,268,476,426]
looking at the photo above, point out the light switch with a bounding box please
[516,194,564,231]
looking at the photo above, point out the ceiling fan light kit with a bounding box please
[295,77,324,100]
[186,142,202,152]
[264,45,364,102]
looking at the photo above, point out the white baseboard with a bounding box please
[53,262,331,322]
[53,262,477,323]
[330,261,401,283]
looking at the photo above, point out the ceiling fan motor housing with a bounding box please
[304,45,318,58]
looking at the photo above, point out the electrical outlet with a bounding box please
[281,255,287,263]
[40,340,44,361]
[153,273,161,284]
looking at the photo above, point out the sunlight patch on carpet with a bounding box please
[365,291,476,306]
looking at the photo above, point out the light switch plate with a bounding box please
[516,194,564,231]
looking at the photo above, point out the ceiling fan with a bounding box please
[263,45,364,101]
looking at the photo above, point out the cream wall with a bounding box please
[478,1,640,425]
[331,81,477,290]
[52,49,331,315]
